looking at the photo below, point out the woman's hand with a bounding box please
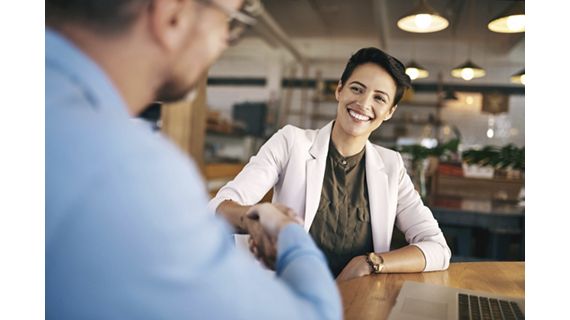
[245,203,302,270]
[336,255,371,282]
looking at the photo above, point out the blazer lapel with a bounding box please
[304,121,333,231]
[365,141,391,253]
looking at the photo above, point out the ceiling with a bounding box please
[232,0,525,86]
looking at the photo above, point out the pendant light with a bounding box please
[405,60,429,80]
[511,69,525,85]
[451,60,486,81]
[488,1,525,33]
[397,0,449,33]
[451,0,485,81]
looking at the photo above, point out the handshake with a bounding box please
[243,203,304,270]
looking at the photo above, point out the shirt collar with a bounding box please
[328,139,366,169]
[45,28,130,118]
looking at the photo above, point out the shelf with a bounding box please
[434,174,524,202]
[206,129,249,138]
[312,96,338,103]
[204,162,246,179]
[286,110,310,116]
[286,111,335,121]
[309,114,335,121]
[399,101,440,108]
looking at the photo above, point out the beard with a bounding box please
[154,77,196,103]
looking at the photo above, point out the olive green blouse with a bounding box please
[308,140,374,277]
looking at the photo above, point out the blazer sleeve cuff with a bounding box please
[207,196,226,215]
[410,241,451,272]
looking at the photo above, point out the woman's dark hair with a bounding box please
[46,0,151,33]
[340,47,412,107]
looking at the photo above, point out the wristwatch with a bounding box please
[366,252,384,274]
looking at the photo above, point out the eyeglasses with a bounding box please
[196,0,257,46]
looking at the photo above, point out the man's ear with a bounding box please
[384,104,398,121]
[147,0,196,52]
[335,80,342,101]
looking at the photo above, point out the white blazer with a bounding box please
[209,121,451,271]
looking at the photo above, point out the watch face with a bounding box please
[369,253,381,264]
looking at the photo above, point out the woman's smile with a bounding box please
[347,106,375,122]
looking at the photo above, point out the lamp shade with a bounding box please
[511,69,525,85]
[451,60,486,81]
[405,61,429,80]
[397,0,449,33]
[488,1,525,33]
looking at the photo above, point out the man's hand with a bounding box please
[336,255,371,282]
[244,203,302,269]
[246,219,278,269]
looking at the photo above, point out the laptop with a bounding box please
[388,281,524,320]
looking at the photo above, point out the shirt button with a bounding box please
[341,160,347,165]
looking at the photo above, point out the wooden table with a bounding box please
[338,262,525,320]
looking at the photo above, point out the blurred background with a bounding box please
[148,0,525,263]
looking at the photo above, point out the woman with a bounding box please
[208,47,451,280]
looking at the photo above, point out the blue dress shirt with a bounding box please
[45,29,341,319]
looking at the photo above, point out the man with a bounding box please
[45,0,341,318]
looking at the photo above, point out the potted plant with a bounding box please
[397,139,460,199]
[461,144,524,179]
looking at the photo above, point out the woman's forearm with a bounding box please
[337,245,428,282]
[216,200,252,234]
[379,245,426,273]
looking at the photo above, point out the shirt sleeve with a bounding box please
[393,153,452,271]
[46,155,341,320]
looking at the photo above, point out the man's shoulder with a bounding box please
[46,108,203,213]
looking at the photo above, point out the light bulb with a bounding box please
[415,14,433,30]
[461,68,474,81]
[520,74,525,85]
[506,15,525,32]
[486,128,494,138]
[406,67,419,80]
